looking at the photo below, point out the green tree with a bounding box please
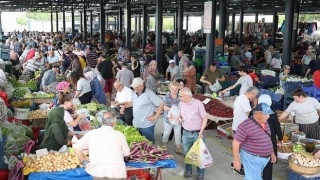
[25,12,51,20]
[17,16,28,26]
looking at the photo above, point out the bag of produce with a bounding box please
[73,98,81,107]
[168,105,181,125]
[79,116,91,131]
[209,80,222,92]
[184,138,213,169]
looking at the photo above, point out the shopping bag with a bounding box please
[199,138,213,168]
[184,139,201,167]
[167,105,181,125]
[209,80,222,92]
[184,138,213,169]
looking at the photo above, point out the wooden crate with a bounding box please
[30,118,47,128]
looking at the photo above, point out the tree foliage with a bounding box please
[17,16,28,26]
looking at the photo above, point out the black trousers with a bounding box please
[119,107,133,126]
[79,91,93,104]
[263,138,277,180]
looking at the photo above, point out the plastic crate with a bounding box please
[219,66,231,74]
[288,169,320,180]
[259,89,283,102]
[0,135,7,169]
[283,82,303,92]
[13,108,29,120]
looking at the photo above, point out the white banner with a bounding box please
[203,1,212,33]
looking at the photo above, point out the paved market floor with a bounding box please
[154,117,289,180]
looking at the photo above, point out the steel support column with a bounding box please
[283,0,294,66]
[51,11,53,33]
[292,3,299,51]
[138,14,141,33]
[271,10,278,47]
[186,15,189,31]
[100,3,106,46]
[219,0,227,39]
[90,11,93,38]
[156,0,163,73]
[239,6,244,46]
[71,8,75,37]
[62,10,66,33]
[83,6,87,40]
[80,11,83,33]
[119,7,123,36]
[175,10,178,37]
[231,12,235,38]
[56,11,59,33]
[177,0,183,50]
[142,4,147,49]
[205,0,217,70]
[126,0,131,48]
[134,16,137,32]
[255,12,259,23]
[114,16,117,32]
[106,15,109,30]
[0,12,2,36]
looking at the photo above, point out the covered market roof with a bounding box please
[0,0,320,15]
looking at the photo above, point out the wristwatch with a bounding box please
[82,160,90,166]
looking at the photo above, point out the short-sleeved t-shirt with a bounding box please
[232,94,252,131]
[132,88,163,128]
[116,68,134,88]
[64,110,74,131]
[47,56,59,64]
[285,97,320,124]
[235,75,253,95]
[77,78,91,96]
[202,69,224,84]
[234,118,273,157]
[97,60,114,80]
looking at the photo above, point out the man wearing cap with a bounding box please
[165,60,181,81]
[74,112,130,180]
[115,62,134,88]
[233,103,276,180]
[123,77,164,144]
[200,62,225,94]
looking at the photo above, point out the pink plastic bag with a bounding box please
[79,116,91,131]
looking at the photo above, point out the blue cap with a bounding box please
[253,103,274,115]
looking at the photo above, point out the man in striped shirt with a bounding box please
[233,103,276,180]
[85,46,98,68]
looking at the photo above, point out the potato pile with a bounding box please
[291,152,320,168]
[25,152,83,172]
[27,110,48,119]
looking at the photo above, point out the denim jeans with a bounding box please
[240,149,270,180]
[182,130,205,176]
[138,125,155,144]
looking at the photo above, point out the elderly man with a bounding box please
[165,59,181,81]
[112,81,134,126]
[47,50,60,64]
[124,77,164,144]
[74,112,130,180]
[116,62,134,87]
[179,87,208,179]
[233,103,276,180]
[200,62,225,94]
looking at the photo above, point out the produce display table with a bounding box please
[206,98,234,124]
[28,159,177,180]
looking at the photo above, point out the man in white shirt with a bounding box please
[178,50,189,73]
[74,112,130,180]
[232,86,259,132]
[165,60,181,81]
[112,81,134,125]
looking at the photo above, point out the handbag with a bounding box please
[249,118,271,138]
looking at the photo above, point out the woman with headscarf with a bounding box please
[145,60,159,93]
[85,71,107,105]
[182,60,197,93]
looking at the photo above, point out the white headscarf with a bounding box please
[258,94,272,106]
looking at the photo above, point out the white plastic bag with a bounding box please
[209,80,222,92]
[275,88,284,95]
[73,98,81,107]
[199,139,213,169]
[168,105,181,125]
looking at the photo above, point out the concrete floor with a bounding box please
[154,117,289,180]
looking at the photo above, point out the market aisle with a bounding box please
[154,117,288,180]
